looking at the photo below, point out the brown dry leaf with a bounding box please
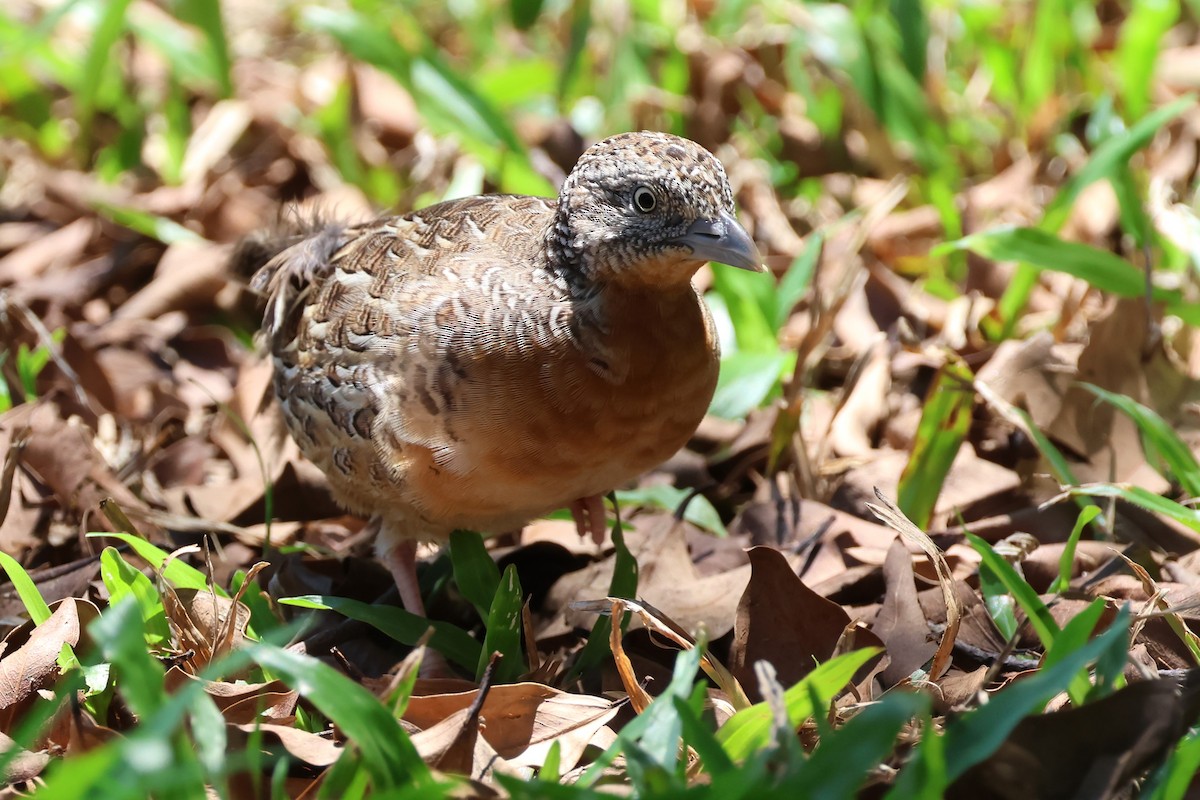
[113,240,232,321]
[842,543,971,583]
[730,546,883,701]
[874,538,938,688]
[1104,554,1200,662]
[728,472,803,549]
[18,407,93,501]
[410,705,517,783]
[548,515,749,640]
[828,334,891,457]
[570,596,750,709]
[8,402,146,534]
[353,64,419,141]
[1061,179,1120,244]
[230,722,341,767]
[0,599,82,732]
[161,586,252,671]
[1017,540,1114,592]
[917,580,1006,660]
[609,599,652,714]
[948,677,1200,799]
[164,667,298,723]
[403,682,618,774]
[0,218,94,284]
[0,471,41,559]
[932,666,989,714]
[836,446,1020,526]
[0,731,50,784]
[0,556,99,621]
[867,491,960,680]
[975,333,1078,430]
[1046,298,1185,488]
[40,701,119,756]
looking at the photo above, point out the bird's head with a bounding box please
[549,131,763,288]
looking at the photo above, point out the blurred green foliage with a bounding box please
[3,0,1200,795]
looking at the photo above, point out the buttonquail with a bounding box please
[248,131,762,615]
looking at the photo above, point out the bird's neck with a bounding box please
[543,202,586,288]
[567,279,715,387]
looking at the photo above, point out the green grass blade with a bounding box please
[710,265,778,354]
[1082,383,1200,497]
[1065,483,1200,533]
[302,7,550,195]
[639,641,710,770]
[710,351,794,420]
[478,564,525,683]
[556,0,591,101]
[889,0,928,80]
[450,529,502,620]
[1017,0,1060,120]
[99,547,171,646]
[988,95,1194,333]
[897,357,974,528]
[939,227,1181,302]
[90,596,166,719]
[717,647,882,761]
[941,608,1130,781]
[976,387,1108,526]
[1041,597,1107,705]
[300,7,411,75]
[280,595,481,671]
[539,740,562,783]
[673,695,735,777]
[965,533,1059,647]
[0,550,52,624]
[773,232,822,330]
[1115,0,1181,122]
[1148,728,1200,800]
[174,0,233,97]
[978,557,1018,640]
[244,642,431,791]
[126,12,219,88]
[87,531,224,595]
[792,691,929,795]
[509,0,545,30]
[92,202,204,244]
[1051,506,1102,594]
[76,0,133,149]
[1043,95,1194,231]
[615,486,726,536]
[578,640,705,786]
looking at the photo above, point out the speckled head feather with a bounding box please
[548,131,739,284]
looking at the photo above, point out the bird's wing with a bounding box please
[257,195,579,475]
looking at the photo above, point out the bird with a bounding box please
[246,131,762,617]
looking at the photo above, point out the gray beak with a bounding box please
[674,210,765,272]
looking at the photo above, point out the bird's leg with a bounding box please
[381,538,426,617]
[379,535,454,678]
[569,494,608,545]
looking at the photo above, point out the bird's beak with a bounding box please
[675,210,765,272]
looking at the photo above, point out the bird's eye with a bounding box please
[632,186,657,213]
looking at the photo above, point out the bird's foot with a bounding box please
[569,494,608,545]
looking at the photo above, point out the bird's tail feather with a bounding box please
[231,213,346,351]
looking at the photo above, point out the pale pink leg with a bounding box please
[569,494,608,545]
[379,536,453,677]
[382,538,426,617]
